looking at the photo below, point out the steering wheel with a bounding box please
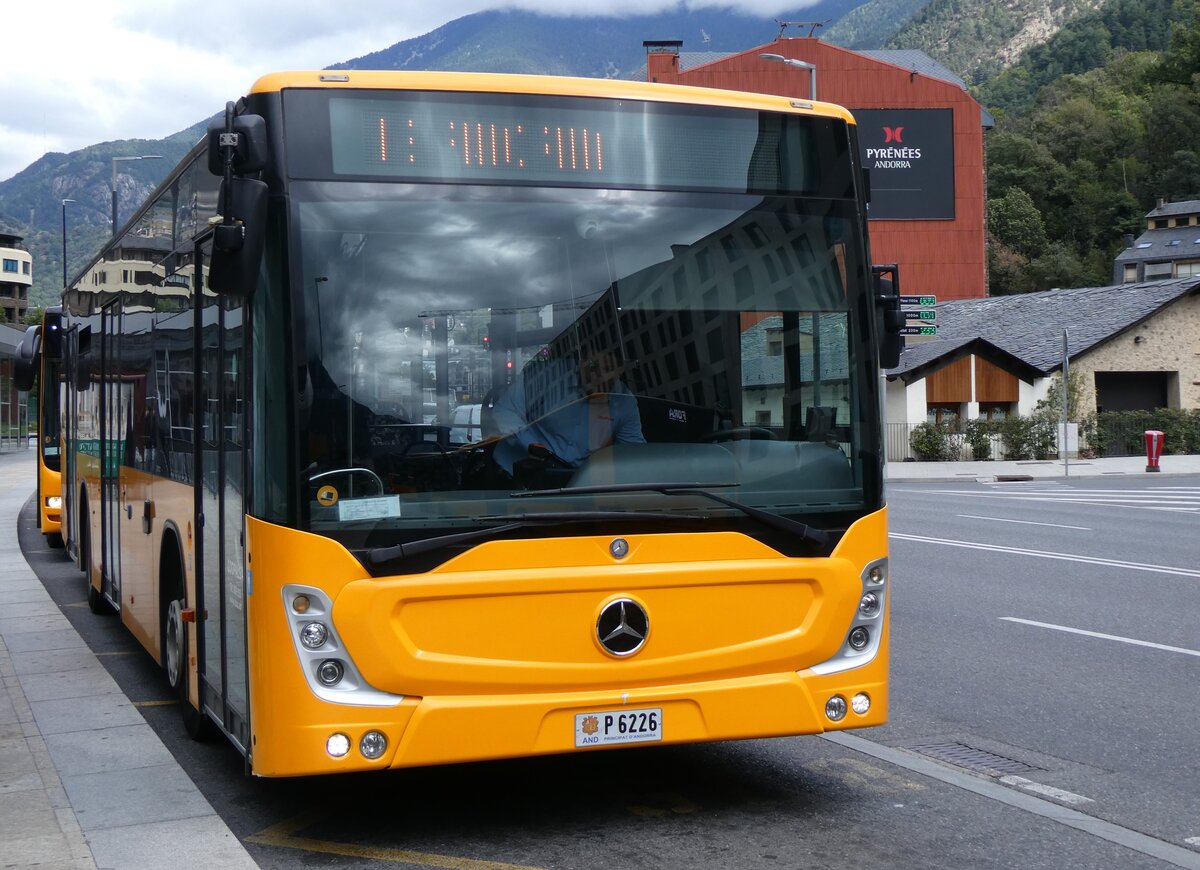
[309,467,385,498]
[697,427,779,442]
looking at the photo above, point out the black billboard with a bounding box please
[852,108,955,220]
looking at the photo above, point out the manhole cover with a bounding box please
[911,742,1042,776]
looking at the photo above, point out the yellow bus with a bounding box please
[15,307,64,548]
[59,71,902,776]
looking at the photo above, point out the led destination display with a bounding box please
[283,91,855,197]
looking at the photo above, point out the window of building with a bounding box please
[766,328,783,357]
[1145,262,1173,279]
[1168,239,1182,246]
[927,404,961,430]
[1136,242,1153,249]
[2,259,17,273]
[979,403,1012,422]
[755,410,772,426]
[1154,218,1169,229]
[22,261,30,275]
[1175,261,1200,277]
[1123,263,1138,282]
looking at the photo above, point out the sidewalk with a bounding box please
[0,447,256,869]
[886,452,1200,482]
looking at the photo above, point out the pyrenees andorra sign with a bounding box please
[852,108,955,221]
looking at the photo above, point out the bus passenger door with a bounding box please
[197,288,250,750]
[99,302,122,610]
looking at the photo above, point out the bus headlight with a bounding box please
[317,659,344,686]
[284,585,403,708]
[326,733,351,758]
[360,730,388,760]
[848,626,870,650]
[859,592,880,617]
[46,496,62,510]
[825,695,848,722]
[300,622,328,649]
[851,693,871,715]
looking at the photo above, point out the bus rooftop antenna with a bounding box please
[776,19,832,38]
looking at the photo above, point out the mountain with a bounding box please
[885,0,1108,82]
[332,6,869,78]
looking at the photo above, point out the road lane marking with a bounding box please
[247,811,547,870]
[999,775,1094,805]
[823,732,1200,869]
[889,533,1200,579]
[1000,618,1200,658]
[955,514,1091,530]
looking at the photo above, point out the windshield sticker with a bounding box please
[316,485,339,507]
[337,496,402,522]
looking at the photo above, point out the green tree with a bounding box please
[989,188,1048,256]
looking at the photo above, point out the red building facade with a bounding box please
[646,38,988,301]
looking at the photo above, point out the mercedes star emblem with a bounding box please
[596,598,649,657]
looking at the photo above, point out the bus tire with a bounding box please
[160,543,216,741]
[80,497,109,615]
[46,532,64,548]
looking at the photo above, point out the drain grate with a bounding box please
[911,742,1042,776]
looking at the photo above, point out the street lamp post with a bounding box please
[61,199,76,288]
[760,53,817,101]
[111,154,164,235]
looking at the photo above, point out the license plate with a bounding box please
[574,707,662,747]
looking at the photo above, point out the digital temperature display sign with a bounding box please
[284,90,852,197]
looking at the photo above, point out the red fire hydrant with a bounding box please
[1144,430,1164,472]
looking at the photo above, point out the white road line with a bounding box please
[889,532,1200,578]
[955,514,1091,530]
[999,775,1094,806]
[823,732,1200,869]
[890,532,1200,578]
[1000,617,1200,658]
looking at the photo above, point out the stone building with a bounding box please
[884,277,1200,456]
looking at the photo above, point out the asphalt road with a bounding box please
[19,476,1200,869]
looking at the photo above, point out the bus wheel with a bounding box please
[46,532,64,549]
[87,582,109,615]
[162,557,216,741]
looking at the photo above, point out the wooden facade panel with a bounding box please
[926,356,972,403]
[975,357,1019,402]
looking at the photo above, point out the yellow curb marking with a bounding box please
[246,811,546,870]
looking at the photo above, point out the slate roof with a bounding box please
[632,47,970,91]
[1146,199,1200,219]
[886,277,1200,378]
[1113,228,1200,265]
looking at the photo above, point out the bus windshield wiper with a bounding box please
[360,510,697,570]
[512,482,830,548]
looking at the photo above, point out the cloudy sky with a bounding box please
[0,0,798,183]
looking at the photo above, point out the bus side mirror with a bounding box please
[873,264,904,370]
[13,325,39,392]
[208,177,268,297]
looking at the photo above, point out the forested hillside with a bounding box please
[980,1,1200,293]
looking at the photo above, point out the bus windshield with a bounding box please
[294,180,876,543]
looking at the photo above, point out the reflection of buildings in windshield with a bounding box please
[304,193,858,496]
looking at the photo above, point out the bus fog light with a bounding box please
[317,659,344,686]
[825,695,847,722]
[360,730,388,760]
[300,622,328,649]
[46,496,62,510]
[326,733,351,757]
[848,626,870,650]
[851,693,871,715]
[859,592,880,617]
[292,594,311,614]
